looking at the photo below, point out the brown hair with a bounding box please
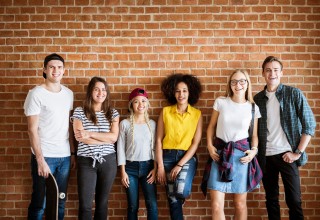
[262,56,283,71]
[83,77,113,124]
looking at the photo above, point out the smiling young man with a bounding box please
[24,53,75,220]
[254,56,316,220]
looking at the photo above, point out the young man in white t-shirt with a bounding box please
[24,53,75,220]
[254,56,316,220]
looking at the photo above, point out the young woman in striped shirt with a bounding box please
[72,76,120,220]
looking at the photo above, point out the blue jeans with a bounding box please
[28,154,71,220]
[263,153,303,220]
[163,150,197,220]
[77,153,117,220]
[125,160,158,220]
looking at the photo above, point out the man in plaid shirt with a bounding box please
[254,56,316,220]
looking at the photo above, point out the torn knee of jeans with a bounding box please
[168,196,178,203]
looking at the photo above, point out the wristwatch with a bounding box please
[294,148,303,155]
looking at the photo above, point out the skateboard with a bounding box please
[45,173,58,220]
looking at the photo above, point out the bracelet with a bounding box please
[251,147,258,154]
[71,152,76,156]
[176,164,183,168]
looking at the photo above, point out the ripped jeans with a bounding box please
[163,149,197,220]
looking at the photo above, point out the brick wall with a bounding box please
[0,0,319,219]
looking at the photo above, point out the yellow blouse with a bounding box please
[162,104,201,151]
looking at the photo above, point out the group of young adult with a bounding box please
[24,53,316,220]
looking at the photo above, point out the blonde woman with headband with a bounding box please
[117,88,158,220]
[206,69,262,220]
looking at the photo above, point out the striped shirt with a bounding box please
[72,107,120,166]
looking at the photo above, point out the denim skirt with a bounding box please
[207,148,249,193]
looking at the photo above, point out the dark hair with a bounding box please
[161,73,202,105]
[43,53,65,79]
[262,56,283,71]
[83,77,112,124]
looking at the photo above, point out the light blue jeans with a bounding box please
[28,154,71,220]
[163,150,197,220]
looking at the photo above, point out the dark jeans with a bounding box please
[28,154,70,220]
[163,150,197,220]
[77,153,117,220]
[125,160,158,220]
[262,153,304,220]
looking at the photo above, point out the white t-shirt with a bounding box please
[265,91,292,156]
[24,85,73,157]
[117,119,156,166]
[214,97,261,143]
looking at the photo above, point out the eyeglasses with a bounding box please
[230,79,247,86]
[138,89,145,94]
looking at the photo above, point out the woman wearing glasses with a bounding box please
[206,69,261,220]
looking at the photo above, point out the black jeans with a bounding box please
[77,153,117,220]
[262,153,303,220]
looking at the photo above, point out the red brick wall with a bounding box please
[0,0,319,219]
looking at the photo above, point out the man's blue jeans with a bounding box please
[163,150,197,220]
[28,154,71,220]
[125,160,158,220]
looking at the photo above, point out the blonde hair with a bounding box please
[225,69,254,103]
[128,99,154,157]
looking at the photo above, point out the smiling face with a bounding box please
[43,60,65,83]
[263,61,283,92]
[175,82,189,105]
[131,96,149,115]
[230,71,248,98]
[92,82,107,104]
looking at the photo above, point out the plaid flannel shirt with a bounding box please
[214,138,262,192]
[200,137,263,196]
[254,84,316,172]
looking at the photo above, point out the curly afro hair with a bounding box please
[161,73,202,105]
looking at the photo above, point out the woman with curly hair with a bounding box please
[71,76,120,219]
[156,73,203,220]
[117,88,158,220]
